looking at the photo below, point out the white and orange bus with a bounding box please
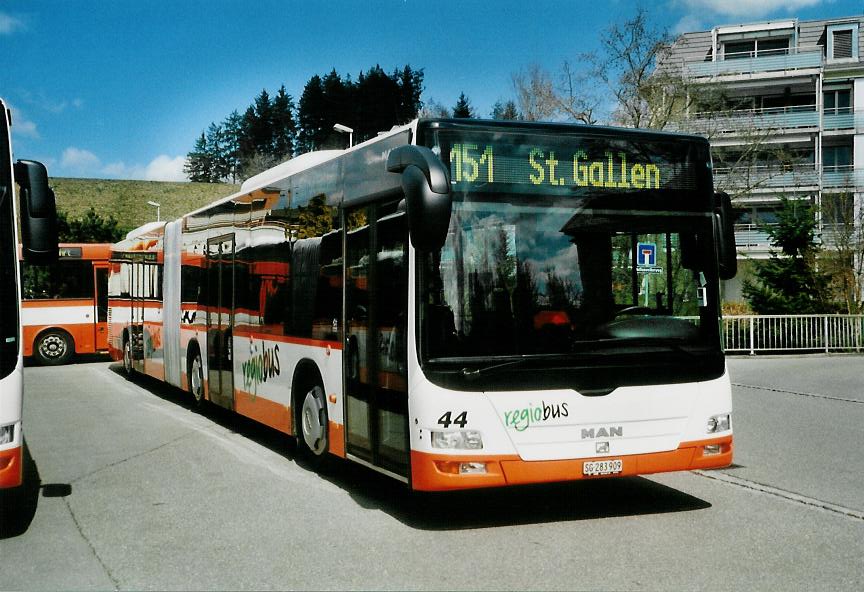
[20,243,111,365]
[109,118,737,491]
[1,97,58,490]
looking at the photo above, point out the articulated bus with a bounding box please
[20,243,111,365]
[1,97,58,490]
[109,118,737,491]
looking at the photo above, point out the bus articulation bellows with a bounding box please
[1,97,58,490]
[109,119,736,491]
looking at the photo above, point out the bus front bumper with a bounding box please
[410,435,732,491]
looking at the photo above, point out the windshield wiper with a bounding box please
[460,357,536,380]
[451,339,705,380]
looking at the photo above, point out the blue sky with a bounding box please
[1,0,860,181]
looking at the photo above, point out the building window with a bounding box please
[824,88,852,115]
[823,145,853,172]
[723,37,790,60]
[827,24,859,61]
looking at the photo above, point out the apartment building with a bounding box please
[664,16,864,301]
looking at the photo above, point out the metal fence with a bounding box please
[723,315,864,354]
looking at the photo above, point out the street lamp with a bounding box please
[333,123,353,148]
[147,200,161,222]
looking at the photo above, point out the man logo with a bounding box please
[581,426,623,439]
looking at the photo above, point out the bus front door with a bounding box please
[344,203,409,479]
[94,264,109,352]
[206,235,235,409]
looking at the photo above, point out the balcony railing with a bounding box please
[714,164,819,190]
[822,165,864,188]
[670,105,819,134]
[823,107,856,130]
[686,46,823,77]
[734,222,854,249]
[734,223,773,247]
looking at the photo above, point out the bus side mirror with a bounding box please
[15,160,58,264]
[387,145,452,251]
[713,191,737,280]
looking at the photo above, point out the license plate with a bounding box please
[582,459,623,476]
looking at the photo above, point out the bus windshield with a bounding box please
[418,126,723,391]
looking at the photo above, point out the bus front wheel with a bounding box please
[35,330,73,366]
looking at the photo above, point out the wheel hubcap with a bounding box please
[40,335,66,359]
[302,387,327,455]
[190,357,203,401]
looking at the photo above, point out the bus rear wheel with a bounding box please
[297,382,329,464]
[188,350,204,408]
[34,330,73,366]
[122,336,133,375]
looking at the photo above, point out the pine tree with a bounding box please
[222,110,244,182]
[356,65,401,142]
[184,132,212,182]
[491,100,521,120]
[452,93,474,118]
[271,85,296,160]
[743,196,838,314]
[396,65,424,123]
[297,75,327,153]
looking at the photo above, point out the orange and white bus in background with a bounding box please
[109,118,737,491]
[20,243,111,365]
[1,97,57,490]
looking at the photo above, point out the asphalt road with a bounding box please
[1,356,862,590]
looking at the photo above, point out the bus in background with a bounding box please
[1,97,58,490]
[20,243,111,365]
[109,118,737,491]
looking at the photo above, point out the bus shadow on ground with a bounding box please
[23,353,111,367]
[318,462,712,530]
[110,363,711,530]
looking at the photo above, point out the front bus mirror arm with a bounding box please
[387,145,452,252]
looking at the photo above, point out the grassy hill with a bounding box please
[50,178,239,233]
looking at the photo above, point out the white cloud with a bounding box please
[0,11,24,35]
[59,148,188,181]
[674,0,823,19]
[61,147,101,173]
[144,155,188,182]
[8,106,39,139]
[674,14,708,35]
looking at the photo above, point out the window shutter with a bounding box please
[833,29,853,59]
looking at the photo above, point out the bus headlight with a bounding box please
[431,430,483,450]
[0,424,14,445]
[707,413,731,434]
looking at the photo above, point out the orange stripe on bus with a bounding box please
[22,298,95,308]
[234,389,292,434]
[410,435,733,492]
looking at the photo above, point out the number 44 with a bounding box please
[437,411,468,428]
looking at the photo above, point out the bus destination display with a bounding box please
[447,138,699,194]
